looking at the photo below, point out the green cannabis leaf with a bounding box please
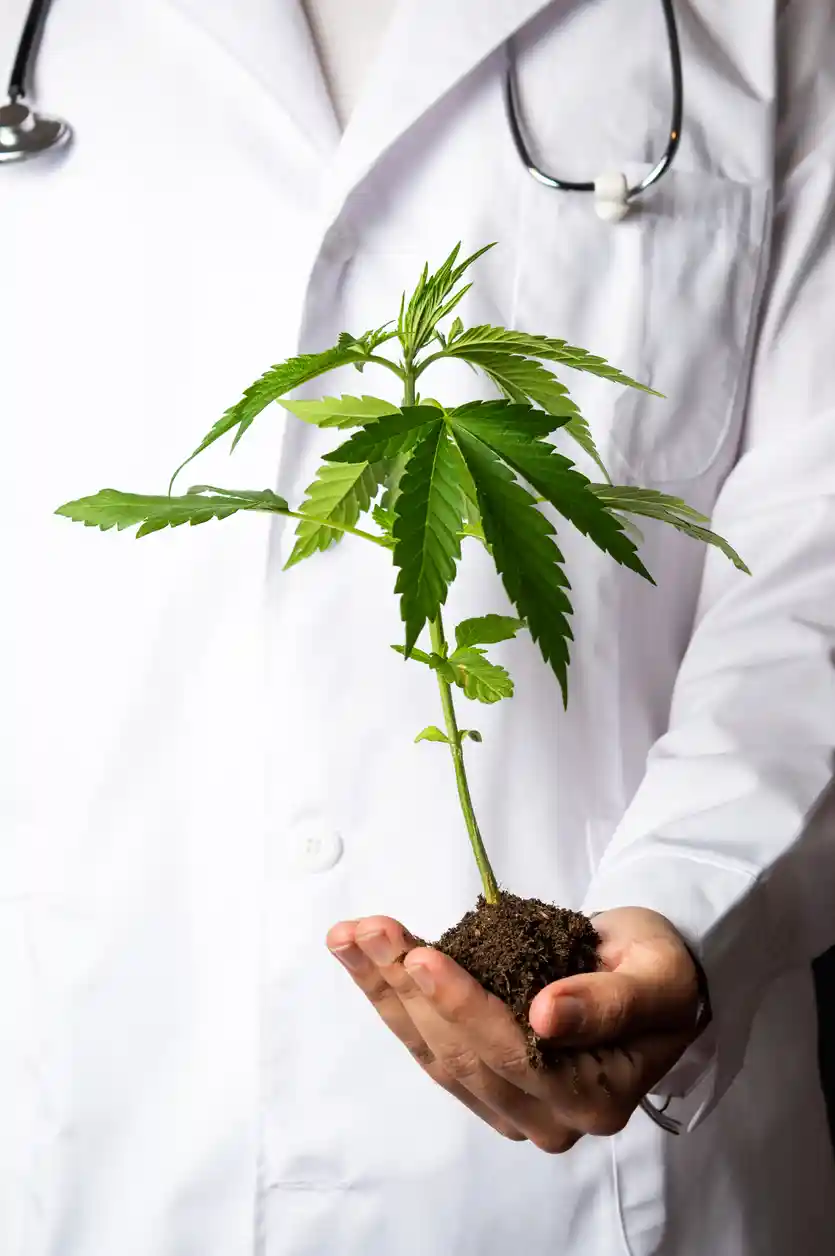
[169,344,374,490]
[279,394,399,429]
[285,461,390,568]
[455,615,525,649]
[390,422,466,654]
[415,726,450,744]
[448,426,574,703]
[55,487,290,537]
[591,485,750,573]
[325,406,439,465]
[439,324,661,479]
[446,402,652,583]
[442,325,661,394]
[447,646,514,703]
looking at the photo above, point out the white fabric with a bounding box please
[302,0,393,126]
[3,1,835,1254]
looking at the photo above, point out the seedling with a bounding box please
[57,245,747,1065]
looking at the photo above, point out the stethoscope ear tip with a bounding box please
[0,98,72,163]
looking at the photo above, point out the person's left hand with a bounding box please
[326,906,702,1152]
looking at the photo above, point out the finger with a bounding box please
[349,920,578,1152]
[529,967,696,1049]
[326,920,527,1142]
[544,1031,693,1136]
[396,945,582,1153]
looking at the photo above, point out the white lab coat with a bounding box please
[3,1,835,1253]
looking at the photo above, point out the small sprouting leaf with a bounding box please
[169,343,368,489]
[448,316,464,343]
[455,614,525,650]
[415,726,450,744]
[447,647,514,703]
[460,729,483,743]
[372,504,396,536]
[400,243,495,356]
[280,395,399,429]
[55,487,290,536]
[392,423,466,652]
[591,485,750,573]
[284,461,386,568]
[324,406,441,465]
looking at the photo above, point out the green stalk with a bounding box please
[429,616,500,904]
[402,358,499,905]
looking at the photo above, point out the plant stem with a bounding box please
[365,353,406,380]
[402,361,417,407]
[401,358,499,904]
[283,509,390,548]
[429,615,500,905]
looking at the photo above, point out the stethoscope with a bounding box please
[0,0,71,163]
[3,0,683,216]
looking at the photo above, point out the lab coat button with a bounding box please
[290,823,344,873]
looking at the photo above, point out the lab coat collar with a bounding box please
[327,0,561,212]
[169,1,561,200]
[168,0,341,154]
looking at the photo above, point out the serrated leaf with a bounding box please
[415,726,450,744]
[284,461,386,569]
[455,614,525,650]
[449,403,652,583]
[55,487,290,536]
[324,406,441,465]
[444,325,662,395]
[449,426,574,703]
[447,647,514,704]
[461,729,483,742]
[591,485,750,573]
[391,422,466,652]
[463,352,580,419]
[378,448,411,514]
[561,412,611,481]
[169,343,368,489]
[280,394,399,429]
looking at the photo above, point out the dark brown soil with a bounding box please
[411,889,600,1070]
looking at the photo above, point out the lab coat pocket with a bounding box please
[513,171,770,484]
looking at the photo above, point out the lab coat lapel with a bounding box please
[324,0,562,215]
[168,0,340,155]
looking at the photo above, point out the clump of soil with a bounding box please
[412,889,599,1070]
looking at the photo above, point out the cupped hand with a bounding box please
[326,906,702,1151]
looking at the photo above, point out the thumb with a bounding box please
[529,970,684,1047]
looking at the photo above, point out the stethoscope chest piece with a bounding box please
[0,98,72,163]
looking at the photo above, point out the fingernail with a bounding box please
[356,929,398,966]
[329,944,365,972]
[551,996,585,1036]
[405,960,435,996]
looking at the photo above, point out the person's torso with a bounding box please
[3,2,833,1254]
